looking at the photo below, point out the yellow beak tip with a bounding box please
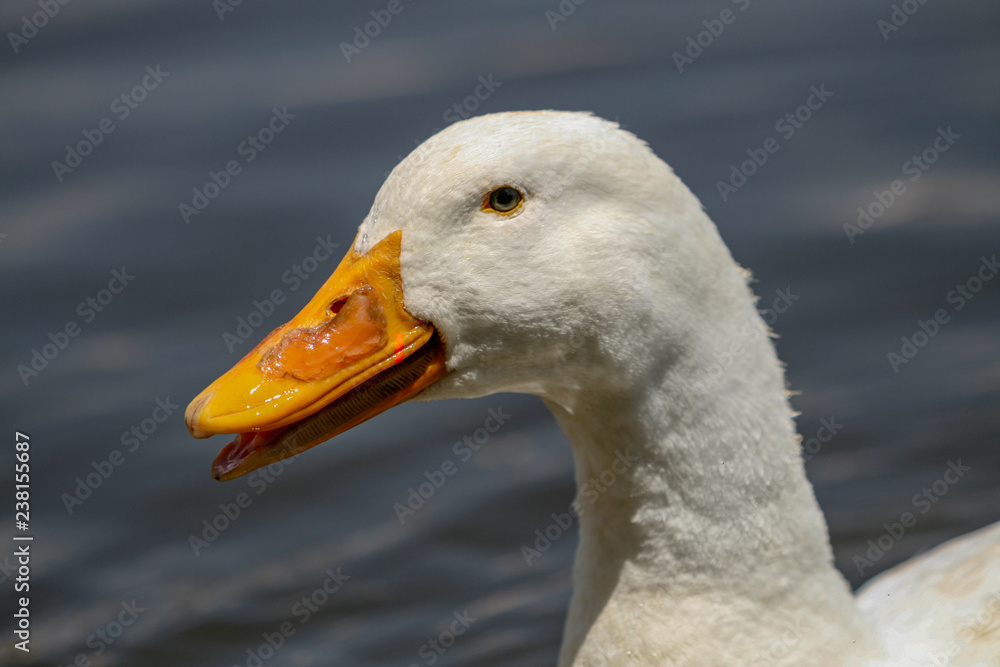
[185,392,214,439]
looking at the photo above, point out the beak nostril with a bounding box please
[328,298,348,316]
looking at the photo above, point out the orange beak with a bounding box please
[185,231,448,480]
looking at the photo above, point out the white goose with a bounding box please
[186,111,1000,666]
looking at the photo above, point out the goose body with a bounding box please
[187,111,1000,665]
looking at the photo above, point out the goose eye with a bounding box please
[484,186,523,214]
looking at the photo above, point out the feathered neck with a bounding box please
[542,261,877,665]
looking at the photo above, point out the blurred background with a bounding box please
[2,1,998,665]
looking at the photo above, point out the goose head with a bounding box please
[185,110,748,480]
[185,111,879,666]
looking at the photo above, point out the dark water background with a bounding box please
[1,1,998,665]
